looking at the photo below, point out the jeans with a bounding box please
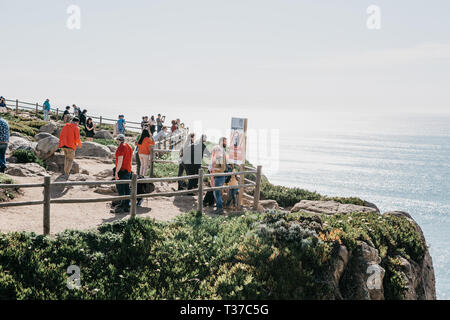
[117,170,131,209]
[118,127,126,135]
[213,176,226,209]
[44,109,50,121]
[0,143,8,173]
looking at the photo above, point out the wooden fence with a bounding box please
[0,166,262,235]
[3,98,187,133]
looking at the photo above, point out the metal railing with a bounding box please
[0,166,262,235]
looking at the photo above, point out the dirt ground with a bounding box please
[0,158,240,235]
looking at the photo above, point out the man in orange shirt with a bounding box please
[111,134,134,214]
[58,117,82,176]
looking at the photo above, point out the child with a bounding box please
[225,165,239,209]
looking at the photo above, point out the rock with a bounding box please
[257,199,280,212]
[6,156,18,163]
[44,154,79,174]
[93,185,117,195]
[107,145,117,153]
[35,136,60,160]
[5,163,47,177]
[94,168,113,179]
[291,200,378,215]
[8,136,34,153]
[39,122,58,135]
[81,169,90,175]
[35,132,53,141]
[75,142,111,158]
[383,211,436,300]
[94,130,114,140]
[68,173,90,182]
[154,181,174,193]
[10,132,25,138]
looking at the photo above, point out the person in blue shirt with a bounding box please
[43,99,51,121]
[0,116,10,173]
[117,115,126,135]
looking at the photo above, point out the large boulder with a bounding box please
[75,142,111,158]
[257,199,280,212]
[39,122,58,135]
[35,136,60,160]
[44,154,79,174]
[8,136,34,153]
[291,200,378,215]
[34,132,53,141]
[94,130,114,140]
[107,145,117,153]
[5,163,47,177]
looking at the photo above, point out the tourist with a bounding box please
[141,116,149,130]
[182,133,199,190]
[111,134,133,214]
[0,96,7,113]
[154,126,168,142]
[63,106,71,123]
[43,99,51,121]
[137,129,155,176]
[171,120,177,133]
[79,109,87,126]
[156,114,165,132]
[0,116,10,173]
[72,104,80,117]
[149,116,156,135]
[85,117,95,142]
[58,117,82,176]
[117,115,126,135]
[209,137,228,214]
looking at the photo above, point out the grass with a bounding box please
[0,174,18,202]
[0,211,424,299]
[12,150,46,169]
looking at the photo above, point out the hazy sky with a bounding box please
[1,0,450,117]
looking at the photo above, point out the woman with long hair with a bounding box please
[149,116,156,135]
[85,117,95,142]
[137,128,155,176]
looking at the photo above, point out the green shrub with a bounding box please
[0,174,17,202]
[12,149,46,169]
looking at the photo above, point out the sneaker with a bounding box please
[110,207,129,214]
[137,199,143,207]
[213,208,224,215]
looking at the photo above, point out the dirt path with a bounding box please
[0,158,232,235]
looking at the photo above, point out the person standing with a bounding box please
[84,117,95,142]
[0,116,10,173]
[0,97,7,113]
[154,126,168,143]
[156,114,165,133]
[63,106,72,123]
[137,129,155,176]
[209,137,228,214]
[117,115,126,135]
[111,134,133,214]
[43,99,51,121]
[58,117,82,176]
[149,116,156,135]
[79,109,88,126]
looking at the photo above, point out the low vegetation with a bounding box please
[0,211,424,299]
[12,150,46,169]
[0,174,18,202]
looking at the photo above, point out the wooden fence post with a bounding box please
[99,116,102,128]
[36,103,39,115]
[149,147,155,178]
[197,169,204,214]
[43,176,51,235]
[15,99,18,113]
[130,174,137,218]
[56,108,59,121]
[253,165,262,211]
[237,164,245,209]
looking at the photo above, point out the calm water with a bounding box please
[127,106,449,299]
[259,114,450,299]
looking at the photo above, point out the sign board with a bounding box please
[228,117,247,165]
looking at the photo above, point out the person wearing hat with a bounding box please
[43,99,51,121]
[111,133,133,214]
[58,117,82,176]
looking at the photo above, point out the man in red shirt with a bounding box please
[58,117,82,176]
[111,134,133,214]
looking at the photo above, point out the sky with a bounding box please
[1,0,450,122]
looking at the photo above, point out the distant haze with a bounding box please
[1,0,449,119]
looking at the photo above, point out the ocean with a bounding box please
[121,105,450,298]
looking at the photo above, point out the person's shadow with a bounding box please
[50,174,71,198]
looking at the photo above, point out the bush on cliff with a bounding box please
[0,211,425,299]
